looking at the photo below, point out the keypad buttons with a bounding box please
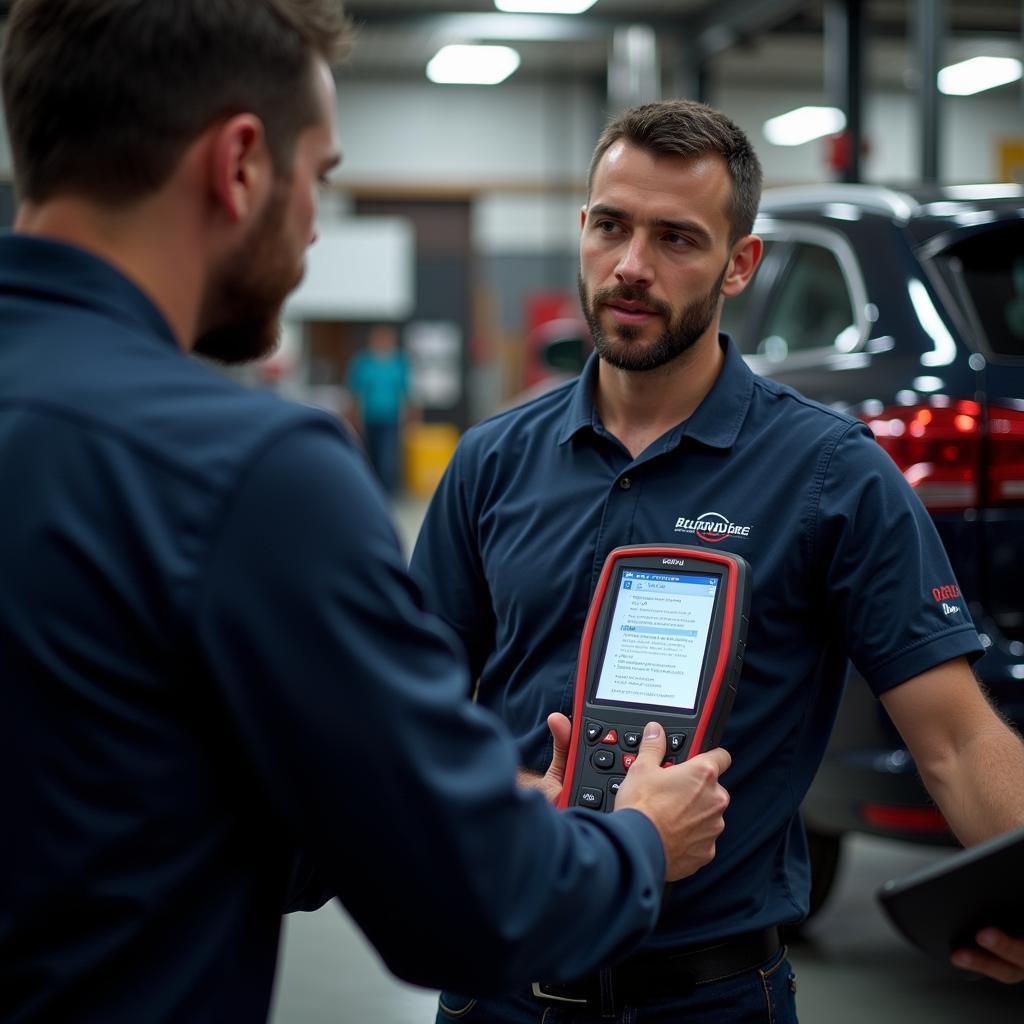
[600,729,618,745]
[578,788,604,809]
[585,721,604,742]
[591,749,615,770]
[622,754,636,771]
[621,731,641,749]
[668,734,685,753]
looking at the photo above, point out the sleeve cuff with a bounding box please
[864,625,985,695]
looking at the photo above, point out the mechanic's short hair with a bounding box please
[587,99,763,242]
[2,0,352,204]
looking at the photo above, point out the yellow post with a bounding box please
[403,422,460,499]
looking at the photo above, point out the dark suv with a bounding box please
[721,183,1024,918]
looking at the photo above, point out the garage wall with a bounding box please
[0,74,1019,189]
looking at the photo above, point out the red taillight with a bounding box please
[860,802,950,834]
[862,401,1024,511]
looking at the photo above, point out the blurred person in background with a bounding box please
[0,3,741,1021]
[411,99,1024,1022]
[347,323,412,496]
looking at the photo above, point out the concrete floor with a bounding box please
[267,497,1022,1022]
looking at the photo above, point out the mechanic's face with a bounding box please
[195,60,340,364]
[578,142,738,372]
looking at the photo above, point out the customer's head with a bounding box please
[2,0,352,365]
[587,100,762,244]
[1,0,352,206]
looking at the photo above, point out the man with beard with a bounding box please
[0,7,745,1023]
[410,99,1024,1021]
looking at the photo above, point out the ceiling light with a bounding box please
[426,44,521,85]
[494,0,599,12]
[938,56,1022,95]
[763,107,846,147]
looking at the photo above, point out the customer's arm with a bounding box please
[192,417,725,995]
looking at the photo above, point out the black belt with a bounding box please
[532,927,780,1008]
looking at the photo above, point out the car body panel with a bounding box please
[729,185,1024,852]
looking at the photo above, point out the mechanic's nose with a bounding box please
[615,236,653,287]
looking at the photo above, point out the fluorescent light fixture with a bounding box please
[426,44,521,85]
[938,56,1022,95]
[494,0,598,12]
[763,107,846,147]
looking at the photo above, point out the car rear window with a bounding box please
[932,219,1024,359]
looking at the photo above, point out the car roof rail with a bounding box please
[758,184,920,223]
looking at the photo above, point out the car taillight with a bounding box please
[860,802,950,834]
[862,401,1024,511]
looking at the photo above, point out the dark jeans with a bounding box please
[436,948,798,1023]
[364,420,401,496]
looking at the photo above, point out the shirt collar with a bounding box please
[0,233,180,350]
[556,334,755,451]
[682,334,755,449]
[557,350,602,445]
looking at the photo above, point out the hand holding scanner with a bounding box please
[557,545,751,813]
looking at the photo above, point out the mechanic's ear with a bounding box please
[721,235,763,297]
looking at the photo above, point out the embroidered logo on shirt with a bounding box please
[932,583,963,615]
[674,511,752,544]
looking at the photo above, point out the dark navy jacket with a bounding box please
[0,235,666,1022]
[411,340,983,949]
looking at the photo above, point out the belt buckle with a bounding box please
[531,981,589,1005]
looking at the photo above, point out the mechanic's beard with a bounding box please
[579,267,727,373]
[194,186,302,366]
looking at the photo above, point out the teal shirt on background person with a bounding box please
[347,350,408,424]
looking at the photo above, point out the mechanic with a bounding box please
[0,6,737,1021]
[410,99,1024,1021]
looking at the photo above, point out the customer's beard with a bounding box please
[194,184,302,366]
[579,266,727,373]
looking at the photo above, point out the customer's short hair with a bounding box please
[2,0,352,204]
[587,100,763,241]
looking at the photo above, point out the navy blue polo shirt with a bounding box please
[411,339,983,948]
[0,235,669,1022]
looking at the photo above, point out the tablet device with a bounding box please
[877,825,1024,961]
[557,544,750,813]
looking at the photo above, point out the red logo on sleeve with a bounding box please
[932,584,962,602]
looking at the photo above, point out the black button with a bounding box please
[668,734,685,753]
[585,721,604,743]
[622,731,641,749]
[578,788,604,809]
[608,776,625,806]
[619,477,632,490]
[591,749,615,770]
